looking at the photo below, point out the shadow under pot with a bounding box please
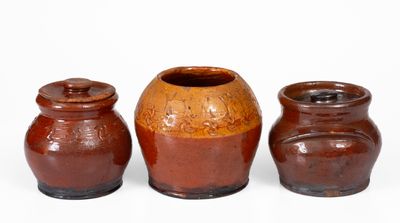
[25,78,132,199]
[135,66,262,199]
[269,81,381,197]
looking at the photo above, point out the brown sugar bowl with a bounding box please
[25,78,132,199]
[269,81,381,197]
[135,66,262,199]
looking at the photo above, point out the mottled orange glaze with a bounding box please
[135,67,262,199]
[269,81,381,197]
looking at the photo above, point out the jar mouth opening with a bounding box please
[158,66,237,87]
[279,81,371,109]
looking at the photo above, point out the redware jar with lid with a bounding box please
[25,78,132,199]
[269,81,381,197]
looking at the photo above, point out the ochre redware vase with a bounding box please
[269,81,381,197]
[135,66,262,199]
[25,78,132,199]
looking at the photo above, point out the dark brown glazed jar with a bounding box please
[25,78,132,199]
[269,81,381,197]
[135,66,262,199]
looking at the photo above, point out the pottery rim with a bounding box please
[157,66,239,88]
[279,81,372,110]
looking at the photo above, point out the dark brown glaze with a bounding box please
[136,123,261,199]
[269,81,381,197]
[135,67,262,199]
[25,78,132,199]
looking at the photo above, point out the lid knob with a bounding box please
[310,91,338,103]
[64,78,92,92]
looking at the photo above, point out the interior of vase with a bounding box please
[159,67,236,87]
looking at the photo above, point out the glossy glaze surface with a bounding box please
[135,67,262,199]
[25,78,132,199]
[269,81,381,197]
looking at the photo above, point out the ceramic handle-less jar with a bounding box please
[25,78,132,199]
[135,67,262,199]
[269,81,381,197]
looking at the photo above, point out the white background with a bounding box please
[0,0,399,222]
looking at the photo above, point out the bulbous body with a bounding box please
[135,67,262,199]
[269,81,381,197]
[25,78,132,199]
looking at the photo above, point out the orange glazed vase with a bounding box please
[25,78,132,199]
[269,81,381,197]
[135,67,262,199]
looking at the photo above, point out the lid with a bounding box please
[279,81,371,110]
[296,90,360,104]
[39,78,115,103]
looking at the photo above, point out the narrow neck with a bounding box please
[282,105,369,125]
